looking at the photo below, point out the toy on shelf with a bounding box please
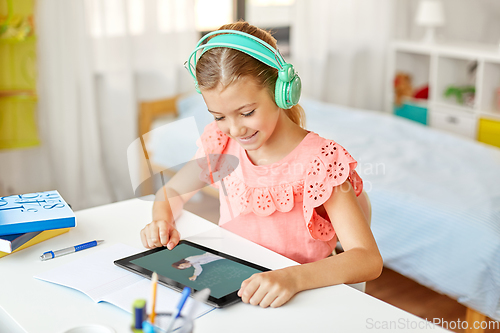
[443,86,476,107]
[394,72,429,106]
[443,60,478,107]
[394,72,413,106]
[414,85,429,100]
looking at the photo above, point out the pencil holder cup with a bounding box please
[143,313,194,333]
[62,324,116,333]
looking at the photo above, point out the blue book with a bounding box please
[0,230,42,253]
[0,190,76,236]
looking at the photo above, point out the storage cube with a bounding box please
[478,118,500,149]
[394,102,428,125]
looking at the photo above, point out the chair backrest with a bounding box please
[136,95,220,199]
[138,96,179,138]
[136,96,180,196]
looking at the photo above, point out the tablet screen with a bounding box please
[114,240,270,307]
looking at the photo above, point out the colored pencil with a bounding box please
[149,272,158,324]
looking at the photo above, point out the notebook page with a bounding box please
[34,243,143,302]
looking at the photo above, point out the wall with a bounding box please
[394,0,500,45]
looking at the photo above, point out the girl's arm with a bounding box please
[140,156,208,249]
[190,262,203,280]
[238,180,383,308]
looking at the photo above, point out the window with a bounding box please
[86,0,234,37]
[246,0,295,56]
[195,0,234,32]
[85,0,293,55]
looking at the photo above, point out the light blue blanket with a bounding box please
[150,94,500,320]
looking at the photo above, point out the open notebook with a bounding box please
[34,243,214,328]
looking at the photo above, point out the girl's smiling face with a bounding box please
[201,78,281,152]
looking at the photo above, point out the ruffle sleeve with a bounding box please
[302,140,363,241]
[195,121,231,187]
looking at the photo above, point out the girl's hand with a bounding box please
[140,220,180,250]
[238,268,299,308]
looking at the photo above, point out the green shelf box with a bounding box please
[394,102,428,125]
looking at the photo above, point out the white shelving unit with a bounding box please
[386,40,500,143]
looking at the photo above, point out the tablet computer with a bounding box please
[114,240,270,308]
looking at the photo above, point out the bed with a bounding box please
[137,93,500,327]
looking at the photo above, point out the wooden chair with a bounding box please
[137,95,219,199]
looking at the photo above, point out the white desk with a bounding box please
[0,198,448,332]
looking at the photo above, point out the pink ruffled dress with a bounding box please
[195,122,363,264]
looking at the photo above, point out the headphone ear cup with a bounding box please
[288,75,302,106]
[274,74,301,109]
[274,78,289,109]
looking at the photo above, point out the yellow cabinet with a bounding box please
[478,118,500,149]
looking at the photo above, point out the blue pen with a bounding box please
[40,240,104,261]
[164,287,191,333]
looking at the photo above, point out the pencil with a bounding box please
[149,272,158,324]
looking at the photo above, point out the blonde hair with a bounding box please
[195,21,306,128]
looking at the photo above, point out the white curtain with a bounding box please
[35,0,110,210]
[291,0,394,111]
[0,0,197,210]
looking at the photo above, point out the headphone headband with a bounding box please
[185,29,301,109]
[186,30,286,82]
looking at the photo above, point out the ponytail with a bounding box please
[284,103,306,128]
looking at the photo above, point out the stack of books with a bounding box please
[0,190,76,258]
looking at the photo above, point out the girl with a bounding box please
[172,252,225,281]
[140,21,383,308]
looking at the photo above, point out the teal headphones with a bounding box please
[185,30,301,109]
